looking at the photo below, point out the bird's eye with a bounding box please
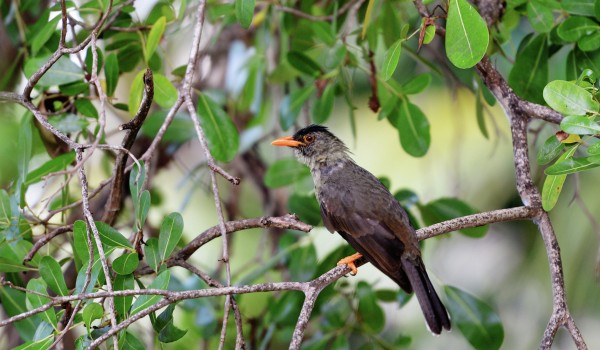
[303,135,315,143]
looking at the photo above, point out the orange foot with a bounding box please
[337,252,363,276]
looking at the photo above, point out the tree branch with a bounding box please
[416,206,540,240]
[102,68,153,224]
[411,1,585,348]
[75,149,119,350]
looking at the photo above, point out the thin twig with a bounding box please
[274,0,359,21]
[75,149,119,350]
[102,69,154,224]
[175,261,247,349]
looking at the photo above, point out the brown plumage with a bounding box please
[272,124,450,334]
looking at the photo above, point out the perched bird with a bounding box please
[272,124,451,334]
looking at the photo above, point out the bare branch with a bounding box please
[75,149,119,350]
[416,206,539,240]
[289,288,319,350]
[159,214,312,270]
[102,69,154,224]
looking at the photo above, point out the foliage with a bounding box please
[0,0,598,349]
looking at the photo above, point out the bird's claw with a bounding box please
[337,253,362,276]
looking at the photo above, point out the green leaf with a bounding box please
[26,279,56,327]
[557,16,599,42]
[153,73,178,108]
[268,291,303,326]
[32,320,54,342]
[287,51,322,77]
[423,24,436,44]
[95,221,133,249]
[578,31,600,51]
[235,0,255,29]
[508,34,548,105]
[587,141,600,154]
[197,94,240,162]
[84,46,103,76]
[74,260,102,294]
[527,1,554,33]
[158,212,184,262]
[48,114,89,134]
[118,332,145,350]
[0,287,39,340]
[112,253,139,275]
[356,281,385,334]
[574,47,600,75]
[562,0,595,15]
[128,70,145,117]
[445,0,489,69]
[104,53,119,97]
[420,198,487,237]
[361,0,376,39]
[117,44,143,72]
[31,15,61,55]
[13,338,53,350]
[560,115,600,134]
[141,111,195,143]
[75,99,98,119]
[146,2,176,23]
[279,85,316,130]
[288,193,321,226]
[445,285,504,350]
[381,39,403,81]
[0,258,35,272]
[130,270,170,315]
[537,134,565,165]
[144,237,160,272]
[82,302,104,333]
[114,274,134,319]
[24,56,85,86]
[137,190,150,230]
[153,303,175,331]
[545,155,600,175]
[402,73,432,95]
[155,304,188,343]
[395,100,430,157]
[312,83,335,124]
[542,174,566,211]
[311,21,336,46]
[145,16,166,63]
[18,115,32,188]
[73,220,92,265]
[543,80,599,116]
[394,189,419,208]
[24,152,74,187]
[0,189,12,228]
[39,256,69,296]
[129,160,146,208]
[264,158,310,188]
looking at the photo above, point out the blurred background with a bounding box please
[1,0,600,349]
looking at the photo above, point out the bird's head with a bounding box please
[271,124,350,169]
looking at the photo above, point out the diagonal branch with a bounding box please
[75,149,119,350]
[411,1,584,348]
[102,69,154,224]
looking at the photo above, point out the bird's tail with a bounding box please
[401,257,451,335]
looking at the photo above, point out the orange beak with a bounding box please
[271,136,305,147]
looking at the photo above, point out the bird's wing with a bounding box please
[318,170,414,291]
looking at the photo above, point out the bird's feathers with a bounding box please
[278,124,450,334]
[315,156,450,334]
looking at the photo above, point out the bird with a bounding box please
[271,124,451,334]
